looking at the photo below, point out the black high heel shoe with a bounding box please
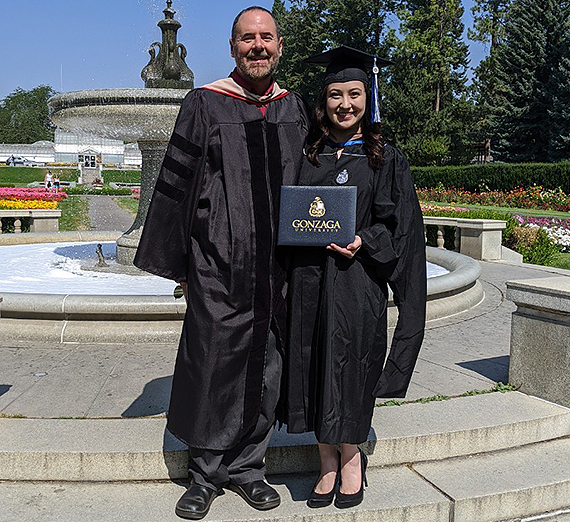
[307,453,341,508]
[334,449,368,509]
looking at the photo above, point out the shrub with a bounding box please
[63,186,133,196]
[511,228,559,265]
[412,162,570,192]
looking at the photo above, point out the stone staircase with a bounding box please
[2,391,570,522]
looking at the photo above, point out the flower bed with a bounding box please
[513,215,570,252]
[421,203,469,213]
[417,184,570,212]
[131,188,140,201]
[0,188,66,210]
[0,199,59,210]
[0,188,67,202]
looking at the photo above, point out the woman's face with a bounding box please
[325,80,366,135]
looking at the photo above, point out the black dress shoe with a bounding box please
[307,452,341,508]
[175,483,220,520]
[227,480,281,510]
[335,449,368,509]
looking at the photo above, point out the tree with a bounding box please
[546,7,570,160]
[489,0,570,161]
[273,0,474,165]
[383,0,473,165]
[272,0,329,103]
[468,0,511,142]
[0,85,57,144]
[272,0,395,104]
[468,0,510,50]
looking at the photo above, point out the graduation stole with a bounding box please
[201,77,290,108]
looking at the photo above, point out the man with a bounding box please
[134,6,308,520]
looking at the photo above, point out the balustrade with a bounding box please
[422,216,507,260]
[0,209,61,234]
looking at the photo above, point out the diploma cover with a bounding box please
[278,186,357,247]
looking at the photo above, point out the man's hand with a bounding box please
[326,235,362,259]
[177,281,189,302]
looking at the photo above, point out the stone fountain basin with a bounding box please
[0,233,483,343]
[49,88,190,142]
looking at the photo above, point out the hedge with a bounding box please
[411,162,570,192]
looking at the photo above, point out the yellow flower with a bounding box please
[0,199,58,210]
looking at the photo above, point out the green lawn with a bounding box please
[113,197,139,217]
[549,252,570,270]
[58,196,90,231]
[0,166,79,185]
[424,200,570,219]
[103,170,141,184]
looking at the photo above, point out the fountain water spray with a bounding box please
[49,0,193,265]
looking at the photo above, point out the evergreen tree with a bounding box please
[272,0,328,103]
[272,0,473,165]
[469,0,510,50]
[490,0,569,161]
[547,6,570,160]
[383,0,472,165]
[468,0,511,143]
[272,0,394,104]
[0,85,56,144]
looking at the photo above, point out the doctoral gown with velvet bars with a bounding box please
[134,88,309,450]
[285,143,426,444]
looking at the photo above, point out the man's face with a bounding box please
[230,10,283,85]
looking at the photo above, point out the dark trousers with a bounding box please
[188,332,282,491]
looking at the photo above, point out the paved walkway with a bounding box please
[86,195,135,232]
[0,259,567,419]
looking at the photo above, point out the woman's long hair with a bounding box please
[306,83,385,170]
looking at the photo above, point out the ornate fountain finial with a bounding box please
[141,0,194,89]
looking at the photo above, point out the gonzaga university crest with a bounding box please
[309,196,326,217]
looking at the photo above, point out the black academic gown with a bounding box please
[134,88,309,450]
[286,143,426,444]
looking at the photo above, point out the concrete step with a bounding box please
[0,467,453,522]
[1,392,569,481]
[2,439,570,522]
[414,437,570,522]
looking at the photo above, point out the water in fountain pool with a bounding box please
[0,242,448,295]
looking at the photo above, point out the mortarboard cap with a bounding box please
[305,45,392,87]
[305,46,393,123]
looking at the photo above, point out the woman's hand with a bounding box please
[327,235,362,259]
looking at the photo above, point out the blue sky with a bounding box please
[0,0,486,100]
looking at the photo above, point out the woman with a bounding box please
[285,47,427,509]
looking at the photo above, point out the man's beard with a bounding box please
[235,50,280,83]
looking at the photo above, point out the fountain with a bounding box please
[0,2,484,343]
[48,0,193,265]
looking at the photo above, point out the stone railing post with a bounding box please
[0,210,61,233]
[507,277,570,407]
[422,217,506,260]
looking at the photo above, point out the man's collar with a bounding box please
[230,69,275,97]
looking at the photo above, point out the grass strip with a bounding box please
[422,200,570,219]
[58,196,91,231]
[549,252,570,270]
[376,382,517,407]
[113,197,139,217]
